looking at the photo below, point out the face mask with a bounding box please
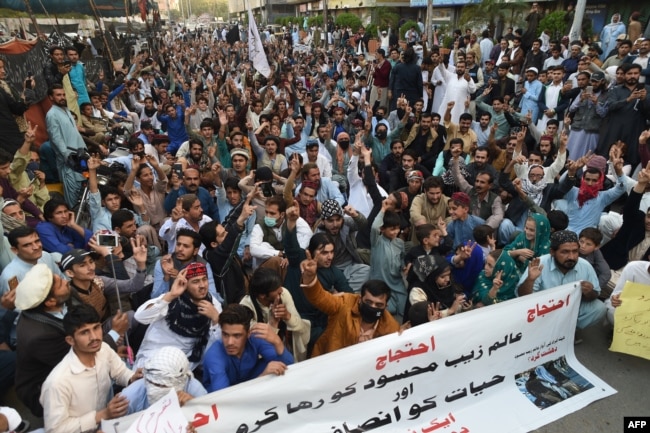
[338,140,350,150]
[359,301,384,323]
[264,216,278,227]
[375,114,384,121]
[376,131,387,140]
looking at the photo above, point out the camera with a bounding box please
[260,181,275,198]
[63,60,72,67]
[67,148,91,173]
[96,232,120,248]
[173,163,184,179]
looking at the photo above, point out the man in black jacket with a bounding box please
[199,192,256,305]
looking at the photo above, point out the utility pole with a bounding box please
[323,0,328,47]
[427,0,433,47]
[568,0,586,42]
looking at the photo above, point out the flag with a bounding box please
[247,9,271,78]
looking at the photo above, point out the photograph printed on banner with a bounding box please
[514,356,594,409]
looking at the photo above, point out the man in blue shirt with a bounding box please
[158,92,188,155]
[164,167,220,222]
[203,304,294,392]
[517,230,607,330]
[65,47,90,106]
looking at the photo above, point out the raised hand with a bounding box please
[168,268,188,299]
[527,257,544,280]
[300,250,318,284]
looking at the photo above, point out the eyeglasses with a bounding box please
[528,173,544,179]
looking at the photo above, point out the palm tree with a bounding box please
[459,0,528,37]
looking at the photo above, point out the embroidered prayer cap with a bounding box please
[302,180,319,191]
[550,230,579,250]
[152,134,171,145]
[451,191,471,207]
[185,262,208,280]
[15,263,53,310]
[321,199,344,219]
[396,191,409,211]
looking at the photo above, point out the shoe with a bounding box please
[16,421,30,433]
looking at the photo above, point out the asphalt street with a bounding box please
[533,324,650,433]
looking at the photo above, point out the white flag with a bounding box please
[247,10,272,78]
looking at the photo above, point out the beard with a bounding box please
[56,99,68,108]
[555,257,577,271]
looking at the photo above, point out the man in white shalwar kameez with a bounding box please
[437,61,477,123]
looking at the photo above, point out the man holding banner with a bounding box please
[517,230,607,330]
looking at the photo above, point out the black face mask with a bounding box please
[359,301,384,323]
[338,140,350,150]
[376,131,387,140]
[375,114,384,121]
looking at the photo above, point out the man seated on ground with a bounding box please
[199,193,256,305]
[517,230,607,331]
[40,304,142,433]
[202,304,294,392]
[451,150,504,231]
[87,156,153,236]
[315,200,371,291]
[164,167,220,222]
[135,263,222,370]
[0,227,65,349]
[249,195,313,271]
[299,251,399,357]
[160,194,213,255]
[36,199,92,255]
[13,264,125,417]
[121,346,207,414]
[152,229,218,299]
[61,241,146,339]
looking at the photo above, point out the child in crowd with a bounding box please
[473,224,497,259]
[370,201,406,321]
[578,227,612,299]
[407,254,467,320]
[446,192,485,248]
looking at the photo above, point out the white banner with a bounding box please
[113,282,615,433]
[247,12,271,78]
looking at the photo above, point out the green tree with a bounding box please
[308,15,323,27]
[539,10,567,41]
[335,13,362,31]
[400,20,418,40]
